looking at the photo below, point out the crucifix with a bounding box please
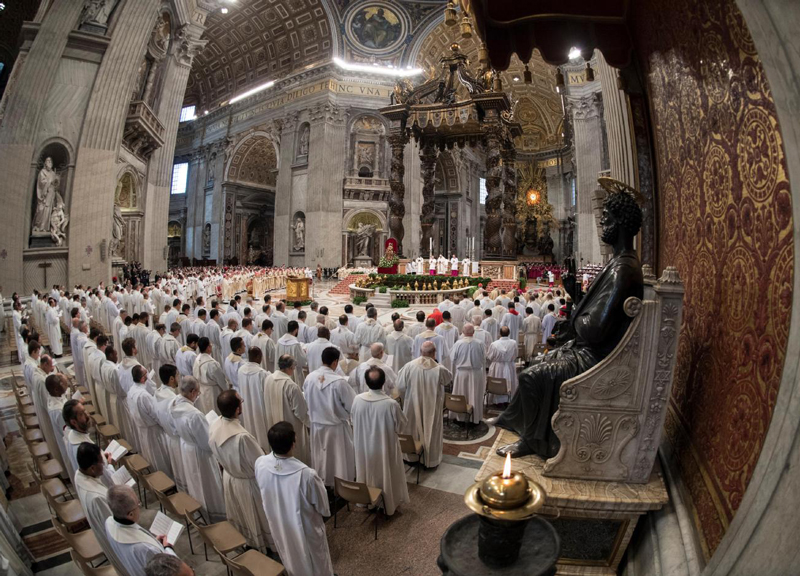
[38,262,52,288]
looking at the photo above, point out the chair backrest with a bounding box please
[217,548,256,576]
[444,394,469,413]
[486,377,508,395]
[27,462,42,485]
[397,433,419,454]
[184,511,214,549]
[334,477,372,506]
[70,550,115,576]
[153,488,175,516]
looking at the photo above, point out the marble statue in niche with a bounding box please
[207,161,215,185]
[354,223,376,256]
[298,126,310,157]
[356,143,375,170]
[32,157,65,236]
[79,0,117,28]
[292,217,305,252]
[49,195,69,247]
[110,204,125,257]
[203,223,211,253]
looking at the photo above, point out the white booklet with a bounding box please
[205,410,219,425]
[150,511,183,545]
[105,440,129,462]
[110,466,136,487]
[72,389,84,401]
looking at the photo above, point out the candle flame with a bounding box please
[502,453,512,478]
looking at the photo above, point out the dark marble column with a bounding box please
[501,144,518,259]
[388,131,409,254]
[483,124,503,258]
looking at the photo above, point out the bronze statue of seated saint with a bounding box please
[491,182,644,459]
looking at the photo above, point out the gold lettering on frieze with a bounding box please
[568,71,586,85]
[538,158,560,168]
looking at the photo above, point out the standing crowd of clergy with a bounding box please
[9,270,566,576]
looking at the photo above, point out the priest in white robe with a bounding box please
[251,319,277,372]
[73,442,127,574]
[174,334,199,377]
[276,322,307,385]
[541,305,558,344]
[434,311,459,371]
[169,377,226,522]
[209,390,273,552]
[481,309,499,341]
[146,324,165,385]
[263,355,311,462]
[206,310,224,365]
[270,303,288,341]
[412,318,444,362]
[100,346,130,441]
[44,374,71,475]
[236,347,270,450]
[303,347,356,487]
[159,324,181,366]
[62,399,94,481]
[128,366,173,477]
[223,337,245,388]
[486,327,519,404]
[351,366,409,516]
[522,308,543,360]
[349,343,397,397]
[449,324,487,423]
[255,422,333,576]
[407,311,427,340]
[104,485,177,576]
[386,320,413,373]
[154,365,187,493]
[500,303,522,342]
[305,327,338,373]
[397,342,452,468]
[70,322,89,390]
[45,299,63,356]
[31,356,67,473]
[354,307,386,362]
[192,337,228,415]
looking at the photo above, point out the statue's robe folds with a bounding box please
[495,250,643,458]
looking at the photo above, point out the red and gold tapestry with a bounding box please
[631,0,794,559]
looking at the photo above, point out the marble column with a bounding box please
[596,51,636,187]
[501,144,518,259]
[402,138,422,259]
[419,139,438,257]
[185,149,205,260]
[307,101,346,268]
[570,93,604,265]
[273,112,297,266]
[387,130,409,255]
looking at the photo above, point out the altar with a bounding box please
[285,276,311,302]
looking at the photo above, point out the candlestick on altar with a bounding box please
[437,453,559,575]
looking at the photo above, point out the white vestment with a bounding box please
[192,353,228,415]
[159,335,180,366]
[434,322,459,371]
[305,338,338,373]
[481,317,499,341]
[46,393,70,477]
[351,390,410,515]
[276,334,307,385]
[236,362,270,450]
[349,357,397,397]
[45,307,63,355]
[169,395,226,522]
[251,333,277,371]
[263,371,311,463]
[254,454,333,576]
[31,368,67,476]
[500,311,522,342]
[542,312,557,343]
[406,321,427,340]
[224,353,244,389]
[385,331,413,373]
[487,337,519,403]
[104,518,175,576]
[412,330,444,362]
[330,326,357,357]
[303,367,356,486]
[208,418,272,551]
[450,337,487,423]
[74,471,127,573]
[127,381,173,477]
[354,319,386,362]
[397,357,452,467]
[155,393,186,493]
[174,346,197,377]
[523,314,543,359]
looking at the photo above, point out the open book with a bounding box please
[110,466,136,487]
[105,440,129,462]
[205,410,220,425]
[150,511,183,546]
[71,389,84,401]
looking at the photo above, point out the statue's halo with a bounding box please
[598,177,645,206]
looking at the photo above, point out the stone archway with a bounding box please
[343,209,386,266]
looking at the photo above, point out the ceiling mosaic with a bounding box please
[184,0,334,108]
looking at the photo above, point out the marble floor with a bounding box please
[3,282,509,574]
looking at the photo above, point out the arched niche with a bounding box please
[226,133,279,188]
[166,219,182,267]
[296,123,310,163]
[112,169,143,263]
[343,209,386,266]
[114,171,139,210]
[290,210,305,254]
[349,114,387,178]
[29,139,73,247]
[246,215,273,266]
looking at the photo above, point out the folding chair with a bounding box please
[444,394,473,440]
[333,477,385,540]
[398,433,424,483]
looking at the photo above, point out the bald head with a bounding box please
[421,341,436,358]
[394,319,404,332]
[370,343,384,359]
[462,324,475,337]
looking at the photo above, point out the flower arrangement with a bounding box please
[378,244,400,268]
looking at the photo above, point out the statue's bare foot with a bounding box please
[497,440,535,458]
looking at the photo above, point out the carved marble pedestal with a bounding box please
[477,429,668,575]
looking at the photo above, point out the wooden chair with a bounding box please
[70,550,119,576]
[51,518,104,565]
[398,433,424,483]
[217,546,286,576]
[184,511,246,562]
[153,487,203,554]
[41,487,86,532]
[27,463,71,508]
[38,458,65,481]
[333,477,385,540]
[123,455,175,508]
[444,394,473,440]
[484,376,508,412]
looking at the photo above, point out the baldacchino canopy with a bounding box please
[459,0,632,70]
